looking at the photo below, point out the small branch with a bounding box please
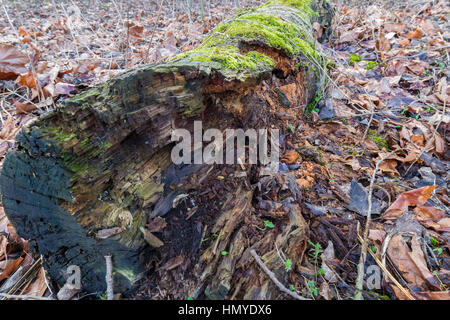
[250,249,310,300]
[0,293,54,300]
[354,149,402,300]
[144,0,166,63]
[356,228,414,300]
[381,45,450,65]
[104,255,114,300]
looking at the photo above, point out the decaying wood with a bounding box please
[0,0,333,296]
[250,249,310,300]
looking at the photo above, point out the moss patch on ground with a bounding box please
[368,129,389,150]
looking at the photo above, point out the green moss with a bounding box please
[50,126,77,144]
[366,61,377,70]
[173,46,274,71]
[296,38,321,62]
[349,53,362,66]
[80,138,89,146]
[305,88,323,116]
[169,0,323,78]
[261,0,315,17]
[115,267,140,283]
[212,13,310,55]
[368,130,389,150]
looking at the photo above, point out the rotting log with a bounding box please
[0,0,333,296]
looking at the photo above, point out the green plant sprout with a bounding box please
[305,89,323,115]
[288,123,295,133]
[348,53,362,66]
[308,240,323,260]
[284,259,293,272]
[365,61,377,70]
[264,220,275,229]
[306,280,318,298]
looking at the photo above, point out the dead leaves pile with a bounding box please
[290,0,450,300]
[0,0,227,115]
[0,207,48,298]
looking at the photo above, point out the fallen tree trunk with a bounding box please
[0,0,333,296]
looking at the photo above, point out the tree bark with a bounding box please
[0,0,332,296]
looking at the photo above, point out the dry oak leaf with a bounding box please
[434,133,445,154]
[414,205,445,222]
[384,22,406,34]
[425,218,450,233]
[407,28,424,39]
[15,71,37,88]
[387,234,440,292]
[378,159,400,177]
[414,291,450,300]
[21,266,48,297]
[0,256,24,281]
[434,77,449,105]
[13,99,37,114]
[413,205,450,232]
[377,33,391,52]
[368,229,386,243]
[0,43,29,80]
[281,150,300,164]
[0,116,20,140]
[383,185,437,220]
[398,38,410,47]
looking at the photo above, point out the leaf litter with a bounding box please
[0,0,448,300]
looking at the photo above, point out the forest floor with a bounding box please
[0,0,449,300]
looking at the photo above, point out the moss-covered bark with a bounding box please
[0,0,332,295]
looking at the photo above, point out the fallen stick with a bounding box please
[356,227,415,300]
[105,255,114,300]
[250,249,310,300]
[354,149,403,300]
[0,293,54,300]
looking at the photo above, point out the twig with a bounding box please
[250,249,310,300]
[144,0,166,63]
[104,255,114,300]
[380,45,450,65]
[354,148,402,300]
[0,293,54,300]
[1,1,46,105]
[404,83,447,177]
[356,227,414,300]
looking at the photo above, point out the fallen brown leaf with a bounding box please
[0,257,24,281]
[0,44,29,80]
[379,159,400,177]
[383,185,437,219]
[0,117,19,140]
[407,28,424,39]
[146,217,167,233]
[281,150,300,164]
[398,38,410,47]
[21,266,48,297]
[414,291,450,300]
[13,99,37,114]
[387,233,440,291]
